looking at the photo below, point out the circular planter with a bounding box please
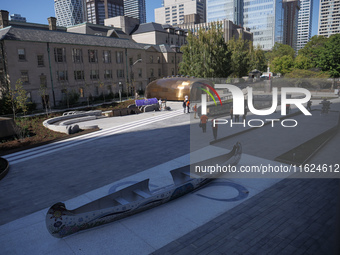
[0,157,9,181]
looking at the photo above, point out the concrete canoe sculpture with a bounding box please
[46,142,242,238]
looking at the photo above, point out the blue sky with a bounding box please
[1,0,318,36]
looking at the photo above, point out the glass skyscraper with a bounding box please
[243,0,283,50]
[54,0,85,27]
[297,0,313,51]
[207,0,243,26]
[123,0,146,24]
[85,0,124,25]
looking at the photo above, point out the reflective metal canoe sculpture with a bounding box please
[46,142,242,238]
[145,77,215,101]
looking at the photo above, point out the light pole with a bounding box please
[130,59,142,98]
[119,81,122,102]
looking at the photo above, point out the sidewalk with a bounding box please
[1,98,339,255]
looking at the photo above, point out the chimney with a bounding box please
[0,10,9,29]
[47,17,57,30]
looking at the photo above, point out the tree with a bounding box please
[316,34,340,78]
[39,84,50,117]
[249,44,267,72]
[228,36,251,77]
[294,55,314,70]
[179,23,231,78]
[15,79,29,116]
[6,85,17,119]
[270,55,294,75]
[298,35,327,68]
[270,43,295,61]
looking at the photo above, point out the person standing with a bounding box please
[186,100,190,113]
[183,100,187,113]
[200,114,208,133]
[158,98,162,111]
[307,100,312,111]
[193,104,198,118]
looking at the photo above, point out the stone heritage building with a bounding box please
[0,10,185,109]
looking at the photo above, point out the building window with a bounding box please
[117,69,124,78]
[21,71,29,84]
[137,53,142,61]
[103,50,111,63]
[40,74,47,87]
[72,49,83,63]
[150,55,153,63]
[18,49,26,61]
[157,56,161,63]
[79,87,84,98]
[116,51,123,63]
[74,70,85,80]
[37,55,44,67]
[95,86,99,96]
[54,48,66,62]
[88,50,98,63]
[171,68,174,75]
[129,57,133,66]
[107,85,112,94]
[104,70,112,79]
[150,68,154,77]
[56,71,68,81]
[158,68,161,77]
[138,68,142,78]
[90,70,99,79]
[171,56,174,63]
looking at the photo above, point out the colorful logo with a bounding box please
[199,83,223,106]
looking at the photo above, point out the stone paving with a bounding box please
[152,177,339,255]
[1,97,339,254]
[152,98,340,255]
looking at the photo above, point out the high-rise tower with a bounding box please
[123,0,146,24]
[54,0,85,27]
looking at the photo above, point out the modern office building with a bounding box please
[10,14,26,22]
[318,0,340,37]
[54,0,85,27]
[123,0,146,24]
[297,0,313,51]
[155,0,206,25]
[178,19,253,43]
[206,0,243,26]
[283,0,300,52]
[243,0,284,51]
[85,0,124,25]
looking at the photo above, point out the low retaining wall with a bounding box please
[43,111,100,135]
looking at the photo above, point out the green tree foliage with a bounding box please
[15,79,29,116]
[298,35,327,68]
[249,44,267,72]
[179,23,231,78]
[228,37,251,77]
[294,55,314,70]
[269,42,295,61]
[270,55,294,75]
[316,34,340,78]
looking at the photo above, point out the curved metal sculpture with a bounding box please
[46,142,242,238]
[145,77,215,101]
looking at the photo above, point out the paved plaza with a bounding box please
[0,97,339,254]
